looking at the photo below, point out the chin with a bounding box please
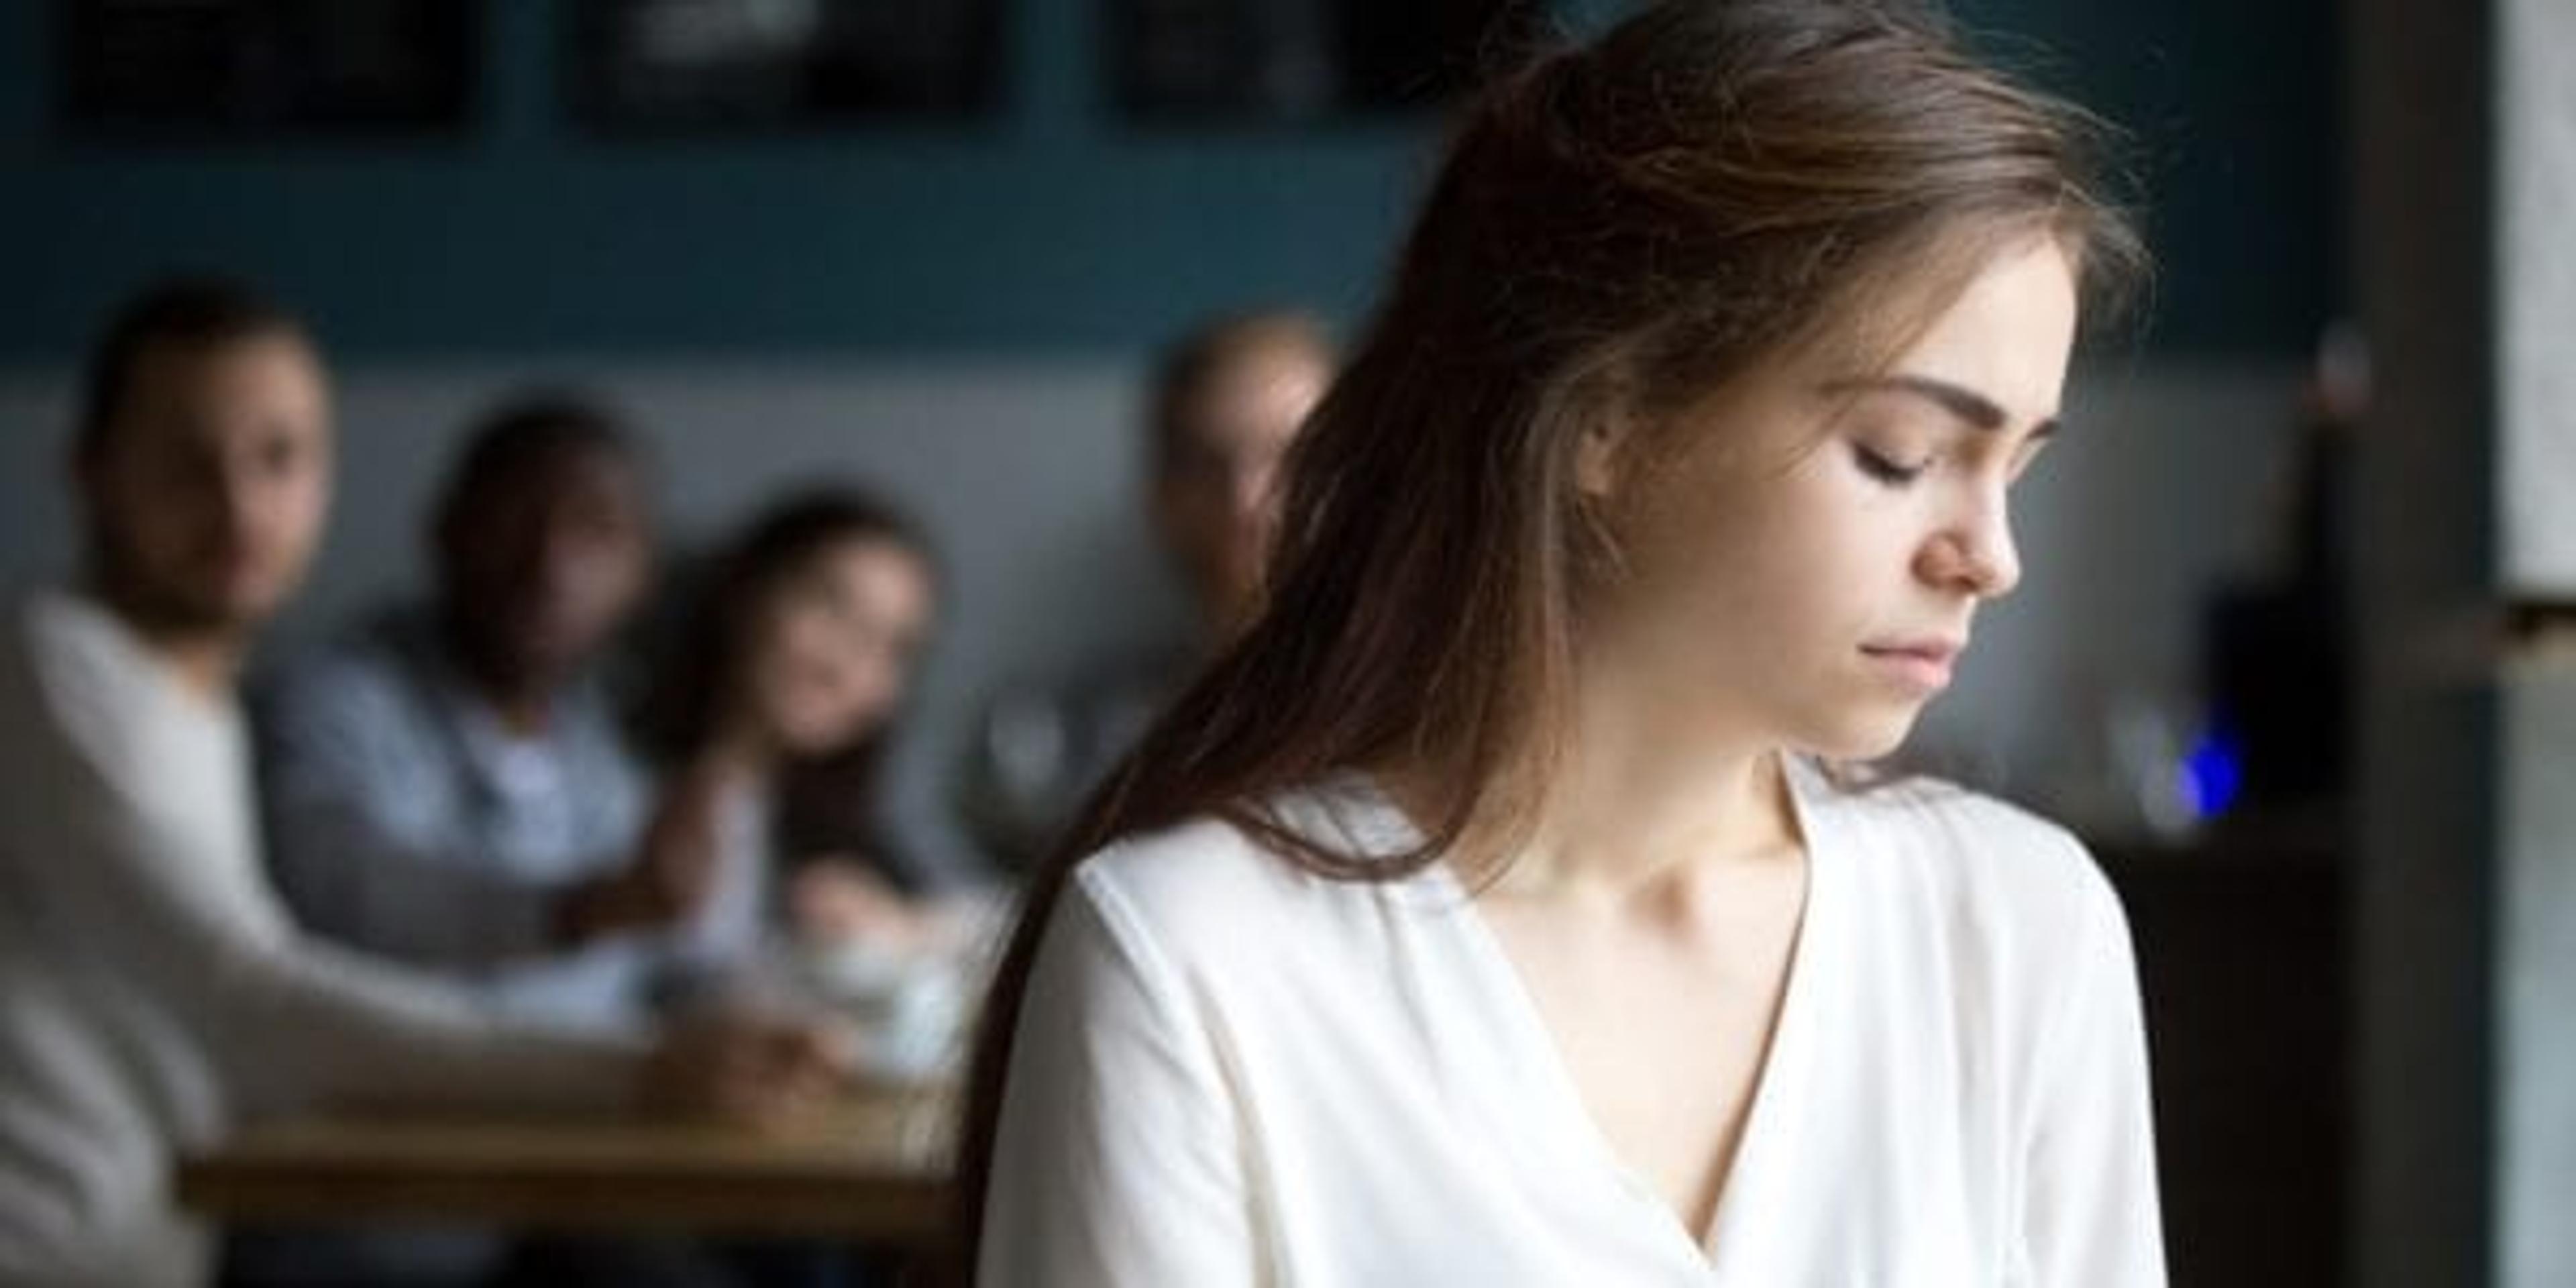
[778,716,863,759]
[172,588,280,636]
[1803,707,1923,763]
[215,570,306,623]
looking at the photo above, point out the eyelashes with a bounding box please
[1849,441,2053,488]
[1850,443,1931,486]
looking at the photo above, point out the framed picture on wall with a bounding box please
[1110,0,1544,123]
[59,0,478,138]
[564,0,1003,132]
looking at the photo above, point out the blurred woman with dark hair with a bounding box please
[960,1,2161,1283]
[638,489,978,1024]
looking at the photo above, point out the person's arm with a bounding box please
[2017,854,2169,1286]
[256,665,590,965]
[27,725,836,1122]
[261,667,724,968]
[979,869,1260,1287]
[5,648,640,1118]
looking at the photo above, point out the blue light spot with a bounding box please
[2183,726,2245,818]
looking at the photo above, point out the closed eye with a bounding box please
[1851,443,1931,486]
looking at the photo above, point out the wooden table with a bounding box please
[176,1085,954,1244]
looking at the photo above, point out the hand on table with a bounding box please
[787,857,944,953]
[641,1010,853,1130]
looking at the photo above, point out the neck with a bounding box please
[483,687,554,737]
[85,574,246,700]
[439,611,560,736]
[1485,667,1803,906]
[700,711,779,784]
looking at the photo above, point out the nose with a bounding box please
[1919,489,2021,599]
[538,523,589,593]
[536,517,633,608]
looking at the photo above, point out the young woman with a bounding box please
[638,488,966,990]
[960,1,2160,1284]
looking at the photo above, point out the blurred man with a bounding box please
[254,395,856,1286]
[257,397,727,1035]
[1145,311,1337,643]
[963,311,1335,869]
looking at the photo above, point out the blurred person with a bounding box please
[1147,312,1338,645]
[960,3,2164,1285]
[248,398,804,1285]
[622,490,974,1287]
[638,488,975,992]
[256,394,708,1037]
[963,311,1335,869]
[0,277,843,1288]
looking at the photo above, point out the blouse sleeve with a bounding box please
[2018,854,2169,1286]
[979,867,1261,1287]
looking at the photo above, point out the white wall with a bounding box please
[2502,0,2576,595]
[0,355,2299,864]
[2500,1,2576,1281]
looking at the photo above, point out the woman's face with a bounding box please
[741,537,935,757]
[1582,235,2079,763]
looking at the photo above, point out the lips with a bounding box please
[1863,637,1965,665]
[1860,637,1966,691]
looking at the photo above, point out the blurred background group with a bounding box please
[2,1,2571,1287]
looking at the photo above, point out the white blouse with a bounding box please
[981,757,2165,1286]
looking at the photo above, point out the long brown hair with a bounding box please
[948,0,2143,1271]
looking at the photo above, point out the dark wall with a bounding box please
[1962,0,2345,355]
[0,0,2337,363]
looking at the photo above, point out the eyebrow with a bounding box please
[1823,374,2059,440]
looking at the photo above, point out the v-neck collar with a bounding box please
[1358,752,1839,1273]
